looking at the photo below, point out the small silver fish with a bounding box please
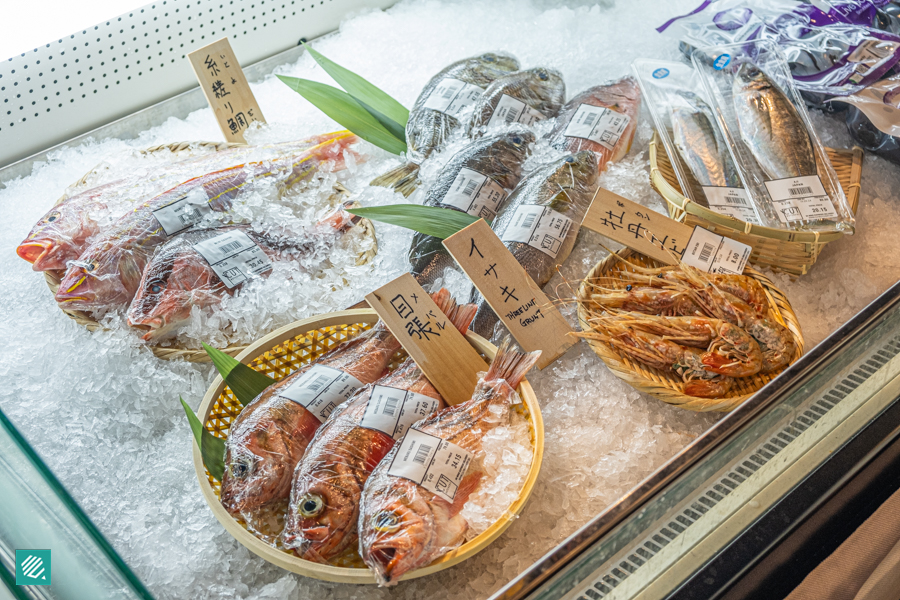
[670,91,741,188]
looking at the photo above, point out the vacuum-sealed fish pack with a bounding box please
[633,59,763,225]
[692,41,855,234]
[834,74,900,166]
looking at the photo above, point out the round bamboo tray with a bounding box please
[192,309,544,583]
[650,132,863,276]
[41,142,378,362]
[575,249,804,412]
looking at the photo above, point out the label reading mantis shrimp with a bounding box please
[701,186,759,224]
[441,167,509,221]
[192,229,272,289]
[682,226,751,276]
[387,428,472,502]
[763,175,838,224]
[500,204,573,259]
[422,78,485,118]
[279,364,363,423]
[360,386,441,441]
[486,94,547,128]
[563,104,631,151]
[152,188,213,236]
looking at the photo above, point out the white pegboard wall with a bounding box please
[0,0,395,167]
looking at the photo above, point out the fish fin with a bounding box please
[485,336,541,389]
[370,163,420,197]
[447,471,483,518]
[430,288,477,334]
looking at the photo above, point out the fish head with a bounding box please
[495,126,536,157]
[17,200,95,271]
[54,241,142,310]
[127,247,206,340]
[282,468,357,562]
[548,151,600,203]
[518,67,565,102]
[220,429,292,514]
[471,52,520,79]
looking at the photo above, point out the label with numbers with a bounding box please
[152,189,213,236]
[500,204,573,259]
[563,104,631,150]
[701,186,759,223]
[359,385,441,441]
[486,94,546,128]
[192,229,272,289]
[441,167,509,221]
[279,364,363,423]
[387,428,472,502]
[763,175,838,224]
[422,78,484,118]
[681,226,751,275]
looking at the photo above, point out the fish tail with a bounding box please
[369,163,420,197]
[430,287,477,334]
[486,336,541,389]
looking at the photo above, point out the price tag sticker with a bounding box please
[486,94,546,128]
[701,186,759,224]
[191,229,272,288]
[422,78,484,118]
[440,167,509,221]
[152,188,213,236]
[681,226,751,275]
[763,175,838,223]
[279,364,364,423]
[359,385,441,441]
[387,428,472,502]
[563,104,631,150]
[500,204,573,259]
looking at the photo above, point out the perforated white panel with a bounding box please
[0,0,395,167]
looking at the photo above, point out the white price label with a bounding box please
[486,94,546,128]
[279,364,363,423]
[763,175,838,223]
[500,204,573,259]
[848,39,899,83]
[192,230,272,289]
[682,226,751,275]
[422,78,484,118]
[441,167,509,221]
[387,428,472,502]
[701,186,759,224]
[359,385,441,441]
[563,104,631,150]
[152,188,212,236]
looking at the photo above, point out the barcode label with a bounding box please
[563,104,631,151]
[152,187,213,236]
[701,186,759,223]
[763,175,839,223]
[191,229,273,289]
[682,226,751,275]
[279,364,364,423]
[699,242,715,263]
[359,385,441,440]
[440,167,509,221]
[387,428,473,502]
[500,204,573,259]
[422,77,485,118]
[485,93,547,129]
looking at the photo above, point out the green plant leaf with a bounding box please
[348,205,480,239]
[303,43,408,133]
[202,342,274,407]
[277,75,407,155]
[181,397,226,481]
[354,98,407,144]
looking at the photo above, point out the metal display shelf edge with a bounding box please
[490,279,900,600]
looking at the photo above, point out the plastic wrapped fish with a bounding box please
[466,67,566,136]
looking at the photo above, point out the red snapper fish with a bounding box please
[358,338,540,586]
[17,133,347,271]
[126,205,358,341]
[54,132,361,311]
[281,291,477,563]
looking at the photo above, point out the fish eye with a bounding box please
[626,284,632,292]
[565,156,576,164]
[230,458,252,479]
[538,71,548,81]
[44,211,61,223]
[372,510,400,533]
[149,282,162,294]
[298,493,324,518]
[512,136,522,145]
[85,260,98,272]
[483,55,496,62]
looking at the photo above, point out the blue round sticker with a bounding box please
[714,54,732,70]
[652,68,670,79]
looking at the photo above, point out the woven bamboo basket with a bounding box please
[575,249,804,412]
[192,309,544,583]
[650,132,863,276]
[41,141,378,362]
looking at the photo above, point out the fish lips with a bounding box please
[17,240,70,271]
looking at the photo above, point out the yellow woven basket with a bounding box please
[192,309,544,583]
[575,249,804,412]
[650,132,863,276]
[41,141,377,362]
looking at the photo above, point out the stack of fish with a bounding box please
[219,288,540,586]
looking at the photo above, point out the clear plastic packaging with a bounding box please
[633,58,763,225]
[358,337,540,587]
[692,41,856,234]
[466,67,566,137]
[833,73,900,165]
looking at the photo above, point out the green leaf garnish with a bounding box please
[348,205,480,239]
[181,397,226,481]
[277,75,407,155]
[202,342,274,406]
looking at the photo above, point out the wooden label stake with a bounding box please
[443,219,575,370]
[366,274,488,406]
[188,38,265,143]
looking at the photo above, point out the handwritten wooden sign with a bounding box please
[443,219,574,370]
[366,274,488,406]
[188,38,265,143]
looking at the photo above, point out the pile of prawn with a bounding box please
[576,258,797,399]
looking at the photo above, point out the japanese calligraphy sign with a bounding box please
[366,274,487,406]
[443,219,575,370]
[188,38,265,143]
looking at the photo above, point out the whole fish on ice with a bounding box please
[670,91,741,188]
[467,67,566,136]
